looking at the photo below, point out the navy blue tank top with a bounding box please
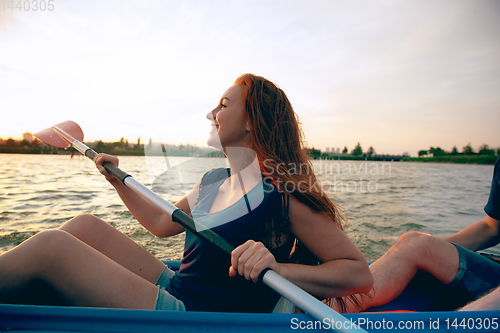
[165,168,292,312]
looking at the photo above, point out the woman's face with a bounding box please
[206,84,250,150]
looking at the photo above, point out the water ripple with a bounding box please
[0,155,497,262]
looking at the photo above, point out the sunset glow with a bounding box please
[1,0,499,156]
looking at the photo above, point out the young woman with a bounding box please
[0,74,373,313]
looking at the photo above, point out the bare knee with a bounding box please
[390,231,438,263]
[396,231,434,247]
[32,230,75,254]
[20,230,77,274]
[60,214,108,239]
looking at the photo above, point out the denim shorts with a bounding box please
[154,265,186,311]
[448,244,500,299]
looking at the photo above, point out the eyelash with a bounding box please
[220,103,226,109]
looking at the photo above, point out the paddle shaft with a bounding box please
[70,139,365,333]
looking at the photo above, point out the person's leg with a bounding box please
[365,231,459,309]
[460,286,500,311]
[330,231,460,312]
[59,214,166,284]
[0,229,159,309]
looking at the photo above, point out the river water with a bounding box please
[0,153,497,262]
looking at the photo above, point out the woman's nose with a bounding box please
[206,110,214,121]
[206,109,217,121]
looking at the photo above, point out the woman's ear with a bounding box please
[245,120,251,132]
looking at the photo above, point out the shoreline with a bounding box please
[402,155,497,165]
[1,151,497,165]
[0,147,225,158]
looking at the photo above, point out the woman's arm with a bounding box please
[94,153,198,238]
[281,195,373,297]
[230,195,373,299]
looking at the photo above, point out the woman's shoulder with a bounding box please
[193,168,229,206]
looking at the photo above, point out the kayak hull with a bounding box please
[1,304,498,332]
[0,261,497,332]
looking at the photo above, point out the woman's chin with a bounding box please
[206,137,223,151]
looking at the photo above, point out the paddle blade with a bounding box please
[33,120,84,149]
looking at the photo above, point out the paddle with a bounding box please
[34,120,367,333]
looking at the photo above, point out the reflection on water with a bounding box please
[0,154,497,261]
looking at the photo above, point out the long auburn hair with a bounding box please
[234,73,345,230]
[234,74,369,312]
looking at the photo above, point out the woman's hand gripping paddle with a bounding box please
[34,120,367,333]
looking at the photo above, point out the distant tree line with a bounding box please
[0,137,68,154]
[3,136,498,163]
[306,142,403,161]
[0,137,217,156]
[306,141,499,164]
[418,143,499,157]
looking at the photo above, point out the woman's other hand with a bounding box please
[229,240,279,283]
[94,153,120,184]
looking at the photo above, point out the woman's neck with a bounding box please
[223,147,261,194]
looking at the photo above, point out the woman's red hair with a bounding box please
[234,73,346,230]
[234,74,369,312]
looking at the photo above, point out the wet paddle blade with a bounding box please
[33,121,84,149]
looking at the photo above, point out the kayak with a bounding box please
[18,122,495,331]
[1,304,498,333]
[0,261,498,333]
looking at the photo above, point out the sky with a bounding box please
[0,0,499,156]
